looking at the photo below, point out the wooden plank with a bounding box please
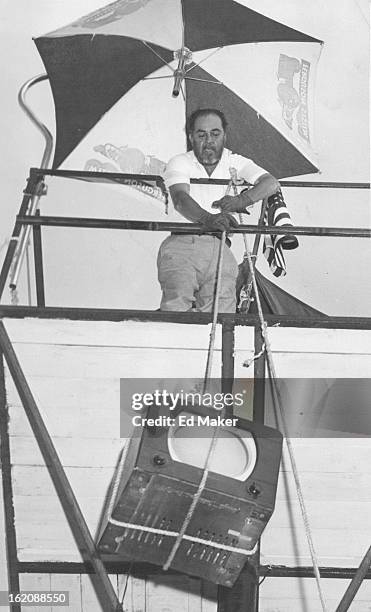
[261,526,371,566]
[14,495,102,528]
[12,493,371,537]
[279,439,371,473]
[6,376,121,439]
[10,436,125,467]
[49,573,82,612]
[9,403,121,439]
[19,574,52,612]
[267,499,371,530]
[259,598,371,612]
[6,343,222,379]
[12,466,114,498]
[145,574,201,612]
[80,573,118,612]
[275,469,371,502]
[5,374,120,412]
[235,350,371,377]
[235,326,371,354]
[13,496,371,566]
[11,464,371,502]
[4,319,223,350]
[259,576,371,611]
[117,574,146,612]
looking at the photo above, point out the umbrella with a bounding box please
[34,0,323,179]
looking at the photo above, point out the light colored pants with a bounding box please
[157,235,238,313]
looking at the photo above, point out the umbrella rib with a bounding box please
[143,75,174,81]
[184,47,224,74]
[184,76,222,85]
[141,40,175,73]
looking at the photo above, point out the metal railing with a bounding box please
[1,76,370,309]
[1,166,370,308]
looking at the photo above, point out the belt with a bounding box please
[171,232,231,247]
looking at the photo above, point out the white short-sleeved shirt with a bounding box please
[164,148,267,219]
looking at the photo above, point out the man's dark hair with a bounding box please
[186,108,228,136]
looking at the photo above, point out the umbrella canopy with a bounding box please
[35,0,322,178]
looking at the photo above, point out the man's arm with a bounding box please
[169,183,208,223]
[212,172,280,213]
[169,183,239,231]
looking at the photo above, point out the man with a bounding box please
[158,108,279,312]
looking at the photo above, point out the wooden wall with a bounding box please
[1,317,371,611]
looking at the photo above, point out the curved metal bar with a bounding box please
[18,74,53,168]
[10,75,54,295]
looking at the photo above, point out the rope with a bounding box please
[203,230,227,391]
[229,167,256,312]
[242,245,328,612]
[229,167,250,258]
[106,440,130,519]
[163,176,238,570]
[163,228,227,571]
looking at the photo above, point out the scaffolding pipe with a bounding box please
[16,215,371,239]
[9,75,53,293]
[335,545,371,612]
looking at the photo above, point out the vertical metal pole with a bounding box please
[250,326,267,612]
[217,322,265,611]
[221,320,235,416]
[219,329,266,612]
[253,326,266,422]
[0,352,21,612]
[33,209,46,307]
[0,171,40,301]
[0,322,123,612]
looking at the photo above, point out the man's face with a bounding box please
[189,113,226,167]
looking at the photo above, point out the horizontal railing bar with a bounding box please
[17,215,371,238]
[1,306,371,330]
[16,561,371,580]
[279,181,369,189]
[30,168,370,189]
[31,167,166,187]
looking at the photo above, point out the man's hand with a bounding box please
[212,173,280,213]
[211,194,250,213]
[200,211,239,232]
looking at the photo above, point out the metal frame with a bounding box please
[1,310,371,612]
[8,76,53,295]
[0,321,123,612]
[0,167,369,308]
[0,165,369,305]
[0,312,267,612]
[16,212,371,238]
[336,546,371,612]
[0,352,21,612]
[0,77,368,609]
